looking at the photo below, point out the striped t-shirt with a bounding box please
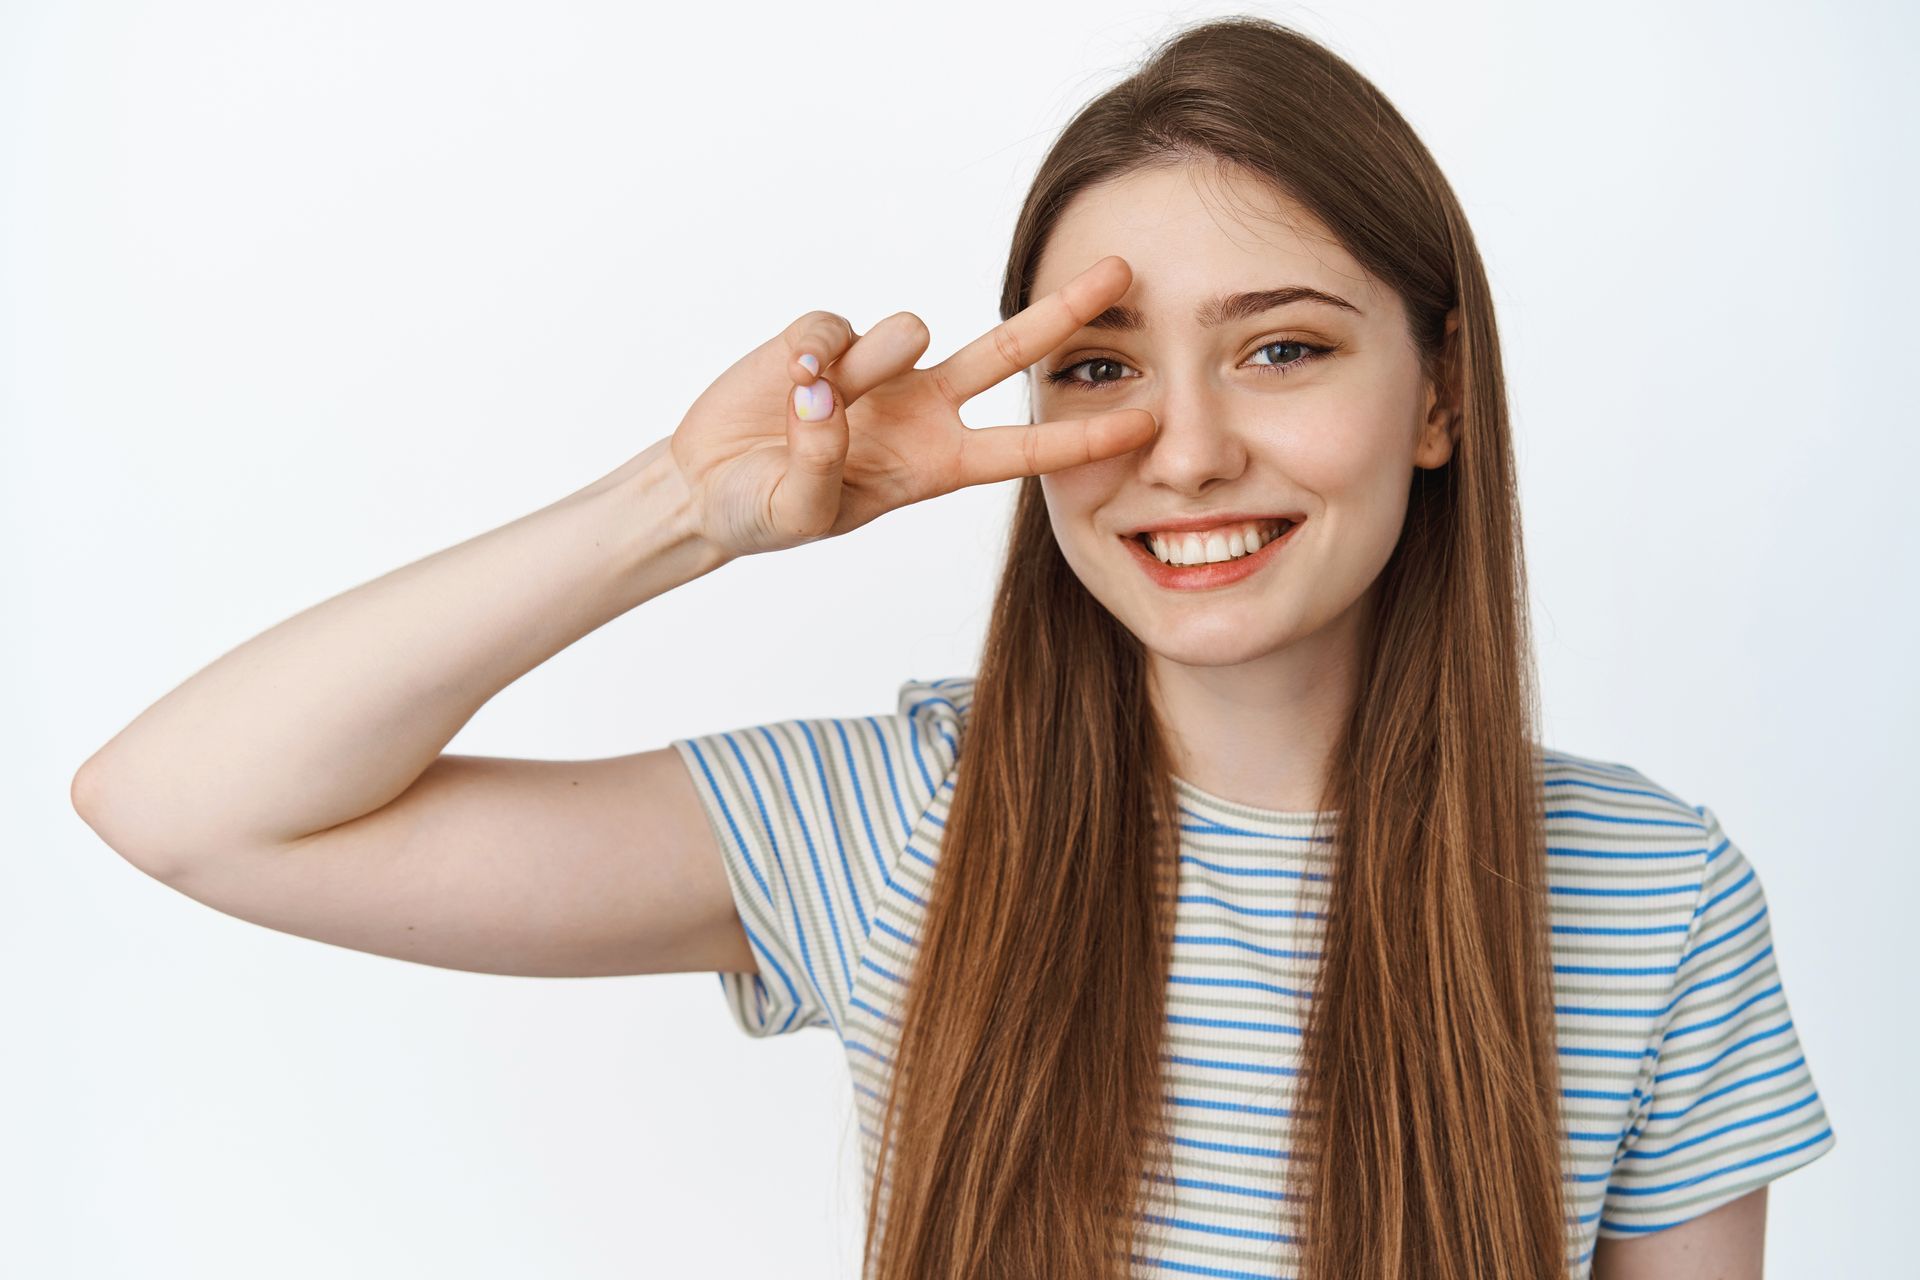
[671,675,1837,1279]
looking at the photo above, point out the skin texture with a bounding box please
[1592,1187,1767,1279]
[1027,158,1456,815]
[1025,158,1772,1277]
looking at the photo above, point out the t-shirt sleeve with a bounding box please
[669,677,967,1040]
[1597,802,1838,1237]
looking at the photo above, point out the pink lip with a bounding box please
[1119,519,1302,591]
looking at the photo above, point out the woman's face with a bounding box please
[1028,159,1457,672]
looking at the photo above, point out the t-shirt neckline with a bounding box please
[1168,772,1339,826]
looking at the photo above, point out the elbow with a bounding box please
[70,756,182,882]
[70,754,111,829]
[71,755,104,820]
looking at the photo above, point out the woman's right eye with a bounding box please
[1042,357,1137,389]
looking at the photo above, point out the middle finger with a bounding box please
[822,310,936,404]
[925,255,1133,408]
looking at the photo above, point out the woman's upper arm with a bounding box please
[1591,1186,1767,1280]
[126,747,756,979]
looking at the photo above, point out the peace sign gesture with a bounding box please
[667,255,1157,560]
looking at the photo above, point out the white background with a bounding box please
[4,1,1912,1275]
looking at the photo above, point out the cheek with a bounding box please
[1038,474,1093,569]
[1038,469,1132,595]
[1281,387,1420,498]
[1277,399,1420,580]
[1039,461,1123,531]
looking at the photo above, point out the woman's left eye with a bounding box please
[1042,339,1335,389]
[1245,339,1334,373]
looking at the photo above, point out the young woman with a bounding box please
[73,15,1835,1280]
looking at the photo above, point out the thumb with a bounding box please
[772,370,849,541]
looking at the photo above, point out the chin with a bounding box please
[1131,615,1304,668]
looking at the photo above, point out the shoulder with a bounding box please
[1538,744,1709,837]
[1536,745,1719,924]
[894,675,975,754]
[1573,747,1841,1232]
[668,679,974,1040]
[672,676,975,834]
[832,674,972,821]
[1534,744,1801,1004]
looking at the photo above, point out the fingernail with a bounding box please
[794,380,833,421]
[798,353,820,376]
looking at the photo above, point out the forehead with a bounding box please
[1030,160,1385,320]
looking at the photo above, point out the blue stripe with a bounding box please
[1177,893,1322,921]
[1647,1055,1809,1122]
[1550,881,1701,898]
[1169,973,1313,1000]
[763,724,856,1019]
[1661,942,1774,1014]
[1165,1052,1297,1078]
[1544,844,1704,860]
[862,711,914,855]
[1619,1091,1823,1161]
[1137,1211,1287,1246]
[1168,1012,1303,1037]
[682,737,831,1032]
[1130,1254,1289,1279]
[1602,1127,1833,1205]
[1542,808,1705,830]
[1661,989,1787,1049]
[1167,1094,1291,1119]
[1179,853,1326,881]
[1172,933,1320,961]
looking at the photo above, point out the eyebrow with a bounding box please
[1080,284,1363,333]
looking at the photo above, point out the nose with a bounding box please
[1128,379,1252,496]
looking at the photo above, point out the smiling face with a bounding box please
[1029,158,1457,681]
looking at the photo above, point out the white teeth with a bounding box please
[1144,520,1289,566]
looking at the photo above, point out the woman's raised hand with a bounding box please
[668,254,1157,560]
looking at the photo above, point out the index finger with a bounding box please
[925,255,1134,408]
[952,407,1159,490]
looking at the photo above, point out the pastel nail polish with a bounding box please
[794,379,833,421]
[798,353,820,376]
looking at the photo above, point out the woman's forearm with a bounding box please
[73,435,729,869]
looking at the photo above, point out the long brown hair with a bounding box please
[861,15,1568,1278]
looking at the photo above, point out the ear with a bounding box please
[1414,307,1462,470]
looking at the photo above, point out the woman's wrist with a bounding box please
[584,434,734,614]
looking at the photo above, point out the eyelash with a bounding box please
[1041,339,1338,390]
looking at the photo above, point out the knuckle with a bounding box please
[791,310,844,343]
[929,366,963,408]
[991,324,1027,372]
